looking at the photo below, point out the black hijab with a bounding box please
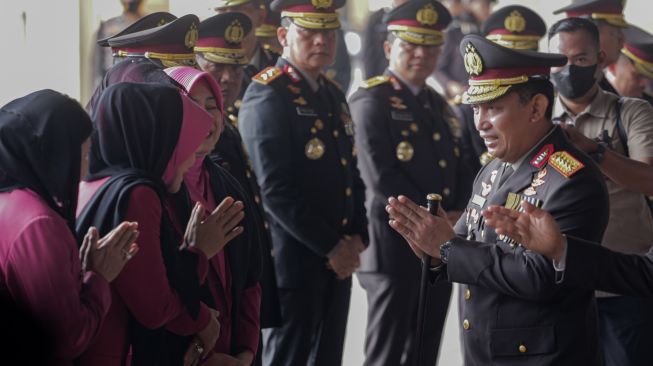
[75,82,201,366]
[0,89,92,229]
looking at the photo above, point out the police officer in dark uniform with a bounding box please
[387,34,610,365]
[193,12,283,345]
[608,25,653,105]
[554,0,628,96]
[256,0,283,65]
[87,14,198,113]
[349,1,473,365]
[239,0,368,364]
[456,4,547,171]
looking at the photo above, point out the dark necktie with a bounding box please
[498,163,514,187]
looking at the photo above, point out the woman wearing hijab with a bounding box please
[76,82,243,366]
[0,90,139,365]
[165,66,262,366]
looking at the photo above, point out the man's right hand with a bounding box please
[327,236,364,279]
[482,201,566,262]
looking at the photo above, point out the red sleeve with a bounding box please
[234,283,262,355]
[112,186,209,333]
[4,215,111,360]
[186,245,209,284]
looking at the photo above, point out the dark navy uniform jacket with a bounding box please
[435,126,609,365]
[349,71,474,276]
[239,58,368,289]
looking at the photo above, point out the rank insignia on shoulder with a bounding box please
[253,66,283,84]
[362,75,390,89]
[548,151,584,178]
[530,144,554,169]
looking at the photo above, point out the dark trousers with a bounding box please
[598,296,653,366]
[358,272,452,366]
[262,275,351,366]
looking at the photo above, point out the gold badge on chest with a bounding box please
[396,141,414,162]
[305,137,325,160]
[390,96,407,110]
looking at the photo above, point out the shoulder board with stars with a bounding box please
[362,75,390,89]
[253,66,283,85]
[548,151,584,178]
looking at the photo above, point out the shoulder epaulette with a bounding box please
[548,151,584,178]
[362,75,391,89]
[322,71,343,91]
[252,66,283,85]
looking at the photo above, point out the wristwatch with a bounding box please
[439,240,454,264]
[590,141,607,164]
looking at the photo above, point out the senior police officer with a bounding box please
[387,34,610,365]
[238,1,368,365]
[457,4,548,171]
[349,1,473,365]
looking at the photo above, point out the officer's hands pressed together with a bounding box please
[386,195,456,260]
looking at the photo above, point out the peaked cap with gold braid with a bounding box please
[107,14,199,67]
[459,34,567,104]
[482,5,546,51]
[195,12,253,65]
[271,0,345,30]
[622,25,653,79]
[384,0,452,46]
[553,0,628,28]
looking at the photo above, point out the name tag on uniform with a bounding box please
[391,111,413,121]
[471,194,486,208]
[296,107,317,117]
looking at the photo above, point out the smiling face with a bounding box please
[279,22,337,74]
[386,37,441,86]
[473,91,543,163]
[189,79,223,159]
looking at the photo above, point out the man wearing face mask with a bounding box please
[548,17,653,366]
[554,0,627,96]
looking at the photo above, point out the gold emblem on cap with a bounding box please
[396,141,414,162]
[416,3,439,26]
[305,137,325,160]
[225,20,245,44]
[185,23,199,48]
[157,18,168,26]
[504,10,526,33]
[312,0,333,9]
[464,44,483,76]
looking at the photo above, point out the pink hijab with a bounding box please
[164,66,224,211]
[161,92,215,188]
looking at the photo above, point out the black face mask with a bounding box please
[551,64,598,99]
[124,0,142,13]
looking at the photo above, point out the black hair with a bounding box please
[511,78,555,120]
[548,17,600,49]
